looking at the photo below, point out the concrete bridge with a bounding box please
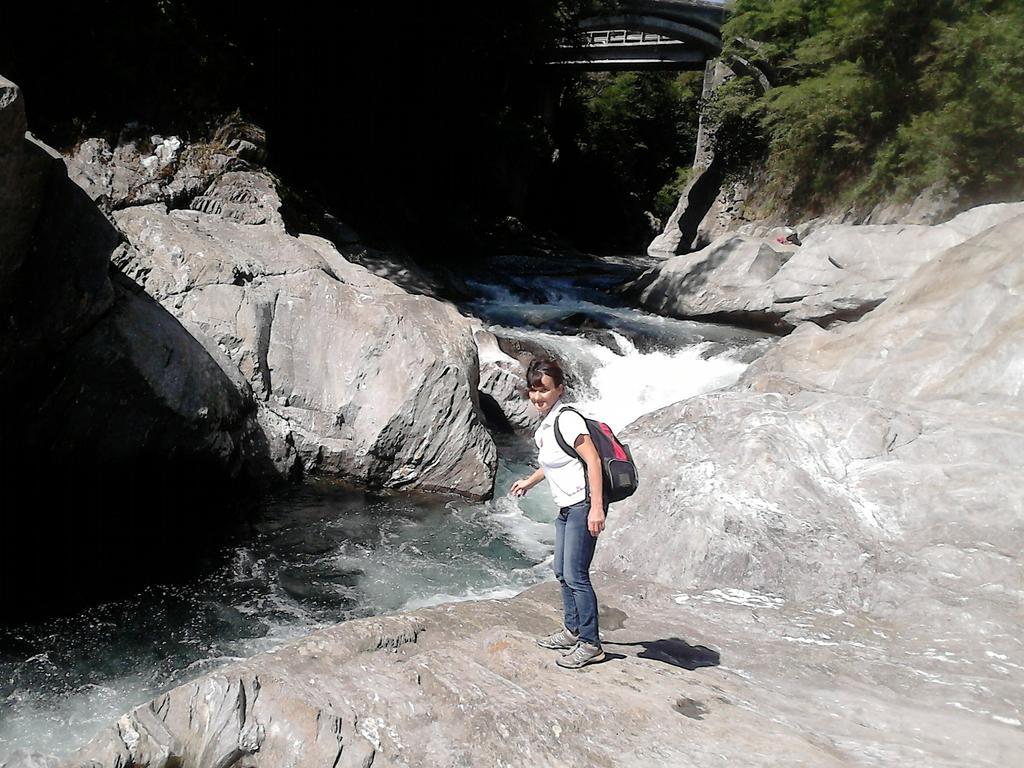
[547,0,726,71]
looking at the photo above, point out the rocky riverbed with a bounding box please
[8,211,1021,768]
[2,68,1022,767]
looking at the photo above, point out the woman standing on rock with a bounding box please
[511,358,607,669]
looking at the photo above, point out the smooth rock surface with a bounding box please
[594,214,1024,747]
[605,213,1024,599]
[27,273,269,476]
[111,203,497,498]
[46,575,1024,768]
[630,201,1024,330]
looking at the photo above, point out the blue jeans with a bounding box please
[553,499,604,647]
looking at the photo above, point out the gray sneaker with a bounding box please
[536,627,579,650]
[556,641,605,669]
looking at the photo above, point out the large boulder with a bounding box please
[0,77,115,363]
[599,214,1024,624]
[646,163,724,257]
[111,202,497,498]
[629,201,1024,330]
[28,273,269,476]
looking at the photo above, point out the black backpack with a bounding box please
[554,406,639,504]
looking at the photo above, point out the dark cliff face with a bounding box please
[0,2,582,260]
[0,79,275,620]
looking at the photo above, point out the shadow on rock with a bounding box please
[605,637,721,670]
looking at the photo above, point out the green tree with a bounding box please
[711,0,1024,211]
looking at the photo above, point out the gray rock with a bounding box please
[0,76,26,145]
[112,204,496,498]
[27,273,269,478]
[58,576,1024,768]
[0,99,117,392]
[0,75,281,615]
[694,177,758,248]
[65,125,259,214]
[0,749,63,768]
[0,75,262,477]
[599,211,1024,621]
[475,330,539,432]
[630,201,1024,330]
[188,170,285,228]
[864,182,961,226]
[647,164,720,256]
[630,233,789,329]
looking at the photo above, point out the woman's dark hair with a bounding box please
[526,357,564,389]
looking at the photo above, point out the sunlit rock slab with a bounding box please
[38,577,1022,768]
[628,202,1024,330]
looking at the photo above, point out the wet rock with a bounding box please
[629,201,1024,330]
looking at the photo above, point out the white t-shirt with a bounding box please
[534,400,589,508]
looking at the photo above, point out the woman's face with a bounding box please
[528,374,564,416]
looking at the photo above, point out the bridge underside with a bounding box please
[545,4,723,72]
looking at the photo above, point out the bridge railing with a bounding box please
[586,30,679,47]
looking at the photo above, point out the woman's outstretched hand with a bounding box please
[588,506,606,537]
[511,468,544,498]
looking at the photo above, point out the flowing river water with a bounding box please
[0,252,771,760]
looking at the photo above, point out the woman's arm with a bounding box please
[574,434,605,536]
[510,467,544,497]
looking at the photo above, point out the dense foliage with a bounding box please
[535,71,704,249]
[710,0,1024,211]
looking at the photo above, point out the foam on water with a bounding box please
[573,334,750,433]
[487,324,752,433]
